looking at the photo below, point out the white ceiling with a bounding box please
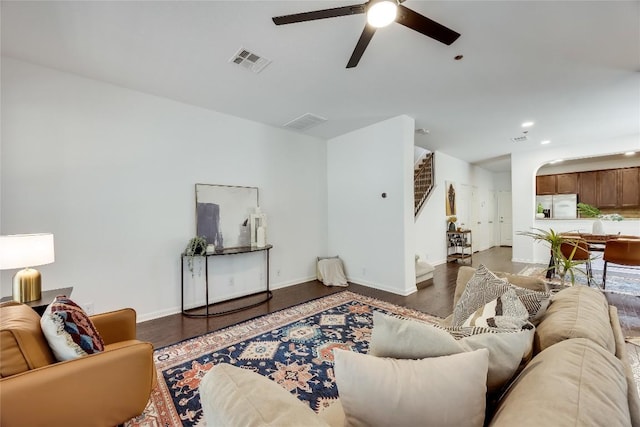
[2,1,639,172]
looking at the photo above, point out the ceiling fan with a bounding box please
[272,0,461,68]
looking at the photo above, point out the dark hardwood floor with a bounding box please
[137,246,640,348]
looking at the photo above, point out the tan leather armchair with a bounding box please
[0,301,156,427]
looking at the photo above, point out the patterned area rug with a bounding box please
[124,291,441,427]
[518,259,640,296]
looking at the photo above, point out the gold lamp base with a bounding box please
[12,268,42,303]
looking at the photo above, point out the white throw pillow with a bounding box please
[199,363,329,427]
[369,311,534,393]
[333,348,489,427]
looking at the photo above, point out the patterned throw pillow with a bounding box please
[40,296,105,361]
[462,289,530,330]
[452,265,511,326]
[508,284,552,325]
[452,265,551,327]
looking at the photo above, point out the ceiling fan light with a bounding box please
[367,0,397,28]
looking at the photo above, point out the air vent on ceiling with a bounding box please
[283,113,327,131]
[229,47,271,73]
[511,135,529,143]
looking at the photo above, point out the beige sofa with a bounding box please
[199,266,640,426]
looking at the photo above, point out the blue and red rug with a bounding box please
[125,291,441,427]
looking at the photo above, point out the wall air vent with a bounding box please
[283,113,327,131]
[229,47,271,74]
[511,135,529,143]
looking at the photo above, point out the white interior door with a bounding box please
[498,191,513,246]
[476,189,496,251]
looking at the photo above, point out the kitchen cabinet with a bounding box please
[556,173,578,194]
[539,167,639,209]
[597,169,620,208]
[578,171,597,206]
[621,167,640,207]
[536,175,556,195]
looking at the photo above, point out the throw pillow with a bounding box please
[333,348,489,427]
[40,296,105,361]
[452,264,551,326]
[462,288,530,329]
[369,312,534,393]
[199,363,330,427]
[452,264,511,326]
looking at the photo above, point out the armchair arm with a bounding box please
[90,308,137,344]
[0,340,155,427]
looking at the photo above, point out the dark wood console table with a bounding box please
[180,245,273,317]
[1,287,73,316]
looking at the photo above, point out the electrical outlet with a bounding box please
[362,268,366,276]
[228,277,234,286]
[84,302,95,315]
[276,269,281,277]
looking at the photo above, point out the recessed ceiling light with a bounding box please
[540,140,551,145]
[454,55,464,61]
[521,121,534,128]
[624,151,636,156]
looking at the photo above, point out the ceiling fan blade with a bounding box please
[273,3,366,25]
[395,5,460,45]
[346,24,377,68]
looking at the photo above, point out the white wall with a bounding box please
[511,134,640,263]
[1,58,328,321]
[327,115,415,296]
[415,151,498,264]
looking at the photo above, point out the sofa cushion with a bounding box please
[334,348,489,427]
[40,296,105,361]
[535,285,615,354]
[452,265,551,326]
[0,302,55,377]
[369,312,533,393]
[199,363,329,427]
[490,338,631,427]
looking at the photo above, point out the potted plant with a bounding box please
[517,228,589,285]
[185,236,207,275]
[536,203,545,219]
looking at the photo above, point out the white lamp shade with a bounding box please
[367,0,398,28]
[0,233,55,269]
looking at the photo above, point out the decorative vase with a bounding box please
[592,219,604,235]
[536,213,545,219]
[448,222,456,231]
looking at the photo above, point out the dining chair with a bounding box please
[559,239,593,285]
[602,239,640,289]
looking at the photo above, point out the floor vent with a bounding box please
[284,113,327,131]
[229,47,271,73]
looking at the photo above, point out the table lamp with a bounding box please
[0,233,55,303]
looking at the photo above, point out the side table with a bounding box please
[0,287,73,316]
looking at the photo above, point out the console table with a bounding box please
[180,245,273,317]
[0,287,73,316]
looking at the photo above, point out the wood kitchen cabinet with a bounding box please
[536,175,556,195]
[538,167,639,208]
[578,171,597,206]
[596,169,618,208]
[556,173,578,194]
[621,167,640,207]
